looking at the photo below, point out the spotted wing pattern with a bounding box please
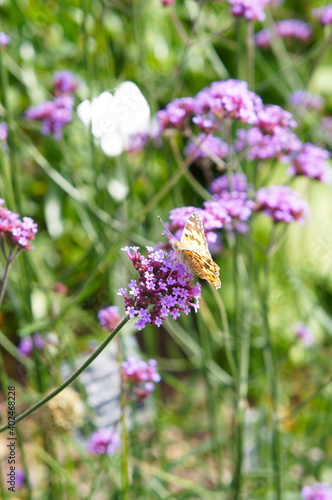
[175,212,221,289]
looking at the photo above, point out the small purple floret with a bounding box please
[86,427,121,456]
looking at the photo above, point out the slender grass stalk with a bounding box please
[261,226,282,500]
[0,316,130,433]
[246,21,255,90]
[0,259,12,307]
[117,336,130,500]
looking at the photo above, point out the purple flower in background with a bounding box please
[289,90,325,112]
[228,0,270,21]
[0,122,8,144]
[25,96,74,139]
[254,185,310,224]
[293,322,314,347]
[204,191,255,233]
[16,470,26,489]
[156,98,194,133]
[257,105,297,133]
[97,306,121,332]
[18,334,44,357]
[118,246,201,330]
[161,0,175,5]
[53,71,80,96]
[235,126,301,161]
[209,173,248,195]
[0,32,10,47]
[122,357,161,401]
[287,143,331,183]
[255,20,312,47]
[0,199,38,252]
[321,117,332,135]
[313,5,332,26]
[184,134,228,161]
[86,427,121,456]
[302,482,332,500]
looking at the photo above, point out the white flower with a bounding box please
[77,81,150,157]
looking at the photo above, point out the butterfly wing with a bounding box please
[178,212,221,289]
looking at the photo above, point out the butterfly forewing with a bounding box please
[174,211,221,289]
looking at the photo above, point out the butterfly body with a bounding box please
[168,212,221,289]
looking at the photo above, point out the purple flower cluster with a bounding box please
[0,122,8,144]
[254,185,310,224]
[184,134,228,161]
[313,5,332,26]
[235,105,300,161]
[156,97,194,133]
[287,143,331,183]
[86,427,121,456]
[122,357,161,401]
[255,20,312,48]
[118,246,201,330]
[209,173,248,194]
[302,482,332,500]
[289,90,325,112]
[53,71,80,96]
[293,322,314,347]
[228,0,270,21]
[0,32,10,47]
[25,71,80,140]
[97,306,121,332]
[18,334,44,357]
[321,117,332,135]
[0,199,38,251]
[25,96,74,140]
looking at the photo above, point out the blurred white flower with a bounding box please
[77,82,150,157]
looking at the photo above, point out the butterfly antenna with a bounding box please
[157,215,174,240]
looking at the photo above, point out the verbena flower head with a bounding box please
[184,134,228,161]
[204,188,255,233]
[209,173,248,195]
[122,357,161,401]
[313,5,332,26]
[0,122,8,144]
[0,199,38,251]
[86,427,121,456]
[97,306,121,332]
[0,32,10,47]
[53,71,80,96]
[287,143,331,183]
[15,470,26,489]
[255,20,312,47]
[293,322,314,347]
[257,105,297,133]
[302,482,332,500]
[235,126,301,161]
[289,90,325,112]
[156,98,194,133]
[254,185,310,224]
[118,246,201,330]
[228,0,270,21]
[194,79,263,126]
[18,334,44,357]
[25,96,74,140]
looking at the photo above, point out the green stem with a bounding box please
[0,317,130,433]
[261,226,282,500]
[117,337,130,500]
[0,259,12,308]
[246,21,255,89]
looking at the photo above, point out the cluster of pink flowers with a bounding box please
[312,5,332,26]
[255,20,312,48]
[302,482,332,500]
[0,199,38,252]
[25,71,80,139]
[292,323,314,347]
[122,357,161,401]
[228,0,270,21]
[118,247,201,331]
[97,306,121,332]
[289,90,325,112]
[86,427,121,456]
[0,32,10,47]
[0,122,8,145]
[254,185,310,224]
[286,143,331,183]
